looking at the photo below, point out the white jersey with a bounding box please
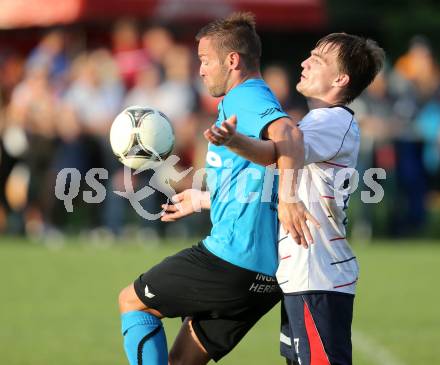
[276,106,360,295]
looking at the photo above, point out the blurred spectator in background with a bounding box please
[407,41,440,208]
[6,64,57,235]
[141,25,174,75]
[26,30,69,93]
[415,89,440,198]
[0,52,25,233]
[57,49,124,233]
[124,64,161,107]
[351,70,398,238]
[112,18,147,89]
[0,52,25,105]
[389,36,440,235]
[156,45,197,122]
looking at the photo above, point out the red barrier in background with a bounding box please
[0,0,326,30]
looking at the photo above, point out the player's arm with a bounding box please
[204,115,276,166]
[161,189,211,222]
[266,118,320,247]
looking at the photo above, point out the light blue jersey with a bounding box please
[203,78,289,276]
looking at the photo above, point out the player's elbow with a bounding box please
[266,117,298,141]
[281,121,303,148]
[283,119,303,139]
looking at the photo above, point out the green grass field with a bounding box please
[1,238,439,364]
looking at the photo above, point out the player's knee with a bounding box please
[118,286,130,311]
[118,285,142,313]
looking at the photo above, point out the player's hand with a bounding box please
[204,115,237,146]
[278,200,320,249]
[161,189,206,222]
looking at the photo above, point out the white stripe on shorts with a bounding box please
[280,332,292,346]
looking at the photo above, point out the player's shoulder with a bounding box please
[225,78,276,104]
[303,105,354,121]
[300,105,356,130]
[223,78,285,124]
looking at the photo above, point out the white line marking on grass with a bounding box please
[352,330,405,365]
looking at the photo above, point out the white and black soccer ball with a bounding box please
[110,106,175,169]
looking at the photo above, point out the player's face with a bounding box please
[198,37,230,97]
[296,43,341,100]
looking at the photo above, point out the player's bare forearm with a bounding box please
[276,127,303,213]
[266,118,304,179]
[226,133,276,166]
[273,124,304,204]
[266,118,320,247]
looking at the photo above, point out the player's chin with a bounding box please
[295,82,304,92]
[208,87,225,98]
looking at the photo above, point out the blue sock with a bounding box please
[121,311,168,365]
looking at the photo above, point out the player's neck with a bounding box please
[226,70,261,94]
[240,70,261,84]
[306,96,346,110]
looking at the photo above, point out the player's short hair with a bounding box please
[316,33,385,104]
[195,12,262,71]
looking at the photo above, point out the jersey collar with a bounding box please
[329,104,354,115]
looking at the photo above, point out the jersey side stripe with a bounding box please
[329,237,346,242]
[333,278,358,289]
[330,256,356,265]
[321,161,349,168]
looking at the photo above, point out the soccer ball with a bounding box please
[109,106,175,169]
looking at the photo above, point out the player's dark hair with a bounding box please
[195,12,262,71]
[316,33,385,104]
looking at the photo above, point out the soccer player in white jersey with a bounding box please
[202,33,385,364]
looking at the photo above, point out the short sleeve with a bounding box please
[221,81,289,139]
[255,104,289,139]
[299,108,354,164]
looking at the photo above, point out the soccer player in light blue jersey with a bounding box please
[118,12,314,365]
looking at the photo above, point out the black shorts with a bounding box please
[280,292,354,365]
[133,242,281,361]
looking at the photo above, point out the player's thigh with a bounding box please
[131,242,242,318]
[129,243,211,318]
[119,244,205,317]
[191,287,281,362]
[169,317,210,365]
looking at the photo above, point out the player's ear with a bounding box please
[226,52,240,69]
[333,73,350,88]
